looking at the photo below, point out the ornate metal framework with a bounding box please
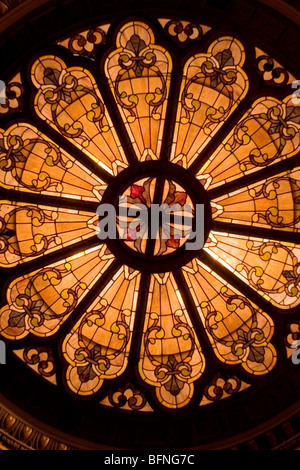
[0,0,300,450]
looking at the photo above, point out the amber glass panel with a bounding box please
[199,96,300,188]
[0,245,114,339]
[139,272,205,408]
[0,123,106,200]
[213,167,300,233]
[182,259,276,374]
[63,267,140,395]
[171,37,248,167]
[105,21,172,160]
[205,232,300,309]
[31,56,127,174]
[0,201,98,267]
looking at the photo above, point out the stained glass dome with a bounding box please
[0,0,300,450]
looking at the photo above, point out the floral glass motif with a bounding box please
[31,56,127,174]
[139,272,205,408]
[198,97,300,188]
[105,22,172,160]
[158,19,211,47]
[117,177,195,255]
[0,73,24,115]
[63,266,139,395]
[213,167,300,232]
[58,24,110,60]
[171,36,249,166]
[0,19,299,411]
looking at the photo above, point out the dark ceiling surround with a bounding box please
[0,0,300,450]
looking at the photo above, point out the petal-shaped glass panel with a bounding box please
[199,96,300,188]
[63,266,140,395]
[31,56,127,174]
[212,167,300,232]
[0,201,98,266]
[139,272,205,409]
[171,37,248,167]
[0,245,114,339]
[182,259,277,374]
[205,232,300,309]
[105,21,172,160]
[0,123,106,200]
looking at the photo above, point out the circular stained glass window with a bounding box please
[0,12,299,446]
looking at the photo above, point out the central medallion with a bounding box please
[117,176,196,256]
[100,161,212,273]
